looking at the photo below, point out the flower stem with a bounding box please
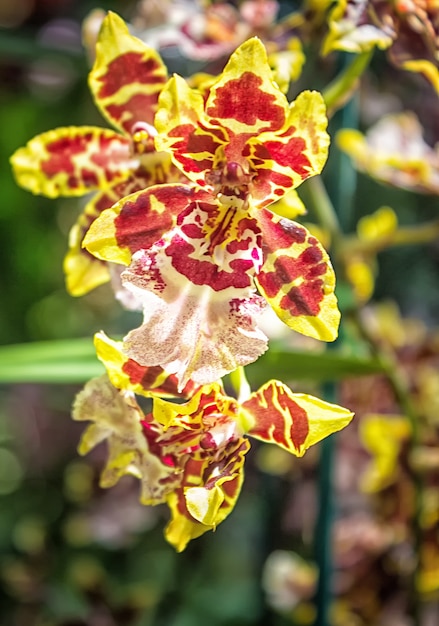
[304,176,343,250]
[229,365,252,402]
[341,218,439,255]
[322,51,373,116]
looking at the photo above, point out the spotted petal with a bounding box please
[205,37,288,136]
[72,376,179,503]
[83,183,209,266]
[242,380,354,457]
[89,11,168,135]
[65,162,183,296]
[155,37,292,187]
[121,201,268,388]
[94,331,197,399]
[247,90,329,206]
[165,438,250,552]
[10,126,133,198]
[255,209,340,341]
[155,74,226,187]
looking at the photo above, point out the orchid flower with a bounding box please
[10,12,185,296]
[84,36,340,389]
[73,334,354,551]
[337,112,439,194]
[323,0,439,94]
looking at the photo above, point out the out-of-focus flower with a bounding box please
[344,206,399,302]
[84,36,339,389]
[10,12,185,297]
[360,413,411,493]
[131,0,304,90]
[323,0,439,93]
[337,112,439,194]
[338,303,439,597]
[72,357,353,551]
[262,550,317,612]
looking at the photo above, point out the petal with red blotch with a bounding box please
[247,91,329,206]
[121,201,268,389]
[123,266,268,391]
[65,165,177,296]
[242,380,354,457]
[89,12,168,135]
[83,183,209,266]
[155,74,227,187]
[94,331,197,399]
[10,126,133,198]
[72,375,179,504]
[205,37,288,136]
[255,209,340,341]
[165,438,250,551]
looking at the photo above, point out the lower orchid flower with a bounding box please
[73,334,354,551]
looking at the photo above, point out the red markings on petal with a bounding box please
[41,129,131,190]
[257,248,326,316]
[167,123,224,178]
[254,136,311,177]
[122,358,196,398]
[260,215,307,249]
[115,185,203,255]
[162,203,262,291]
[207,72,285,131]
[106,93,161,133]
[244,382,309,453]
[97,53,165,100]
[165,235,254,290]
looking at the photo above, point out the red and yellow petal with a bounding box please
[205,37,288,136]
[164,438,250,551]
[94,331,197,399]
[89,12,168,135]
[83,183,208,266]
[10,126,133,198]
[248,91,329,206]
[255,209,340,341]
[242,380,354,457]
[64,191,116,297]
[72,375,180,503]
[155,74,226,186]
[65,165,180,296]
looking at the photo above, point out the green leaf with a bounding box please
[0,339,384,385]
[246,347,384,387]
[0,339,103,383]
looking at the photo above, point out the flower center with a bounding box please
[130,121,157,156]
[206,161,253,206]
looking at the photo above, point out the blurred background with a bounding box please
[1,1,439,625]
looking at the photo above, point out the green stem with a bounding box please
[304,176,343,250]
[322,51,373,116]
[228,366,251,402]
[341,219,439,256]
[314,430,336,626]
